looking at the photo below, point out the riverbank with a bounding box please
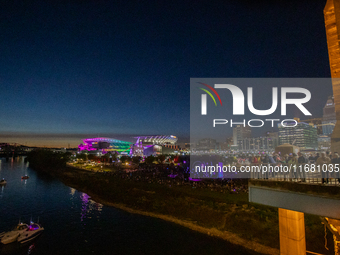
[81,188,279,255]
[27,154,331,255]
[42,166,279,254]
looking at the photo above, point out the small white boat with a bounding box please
[0,223,29,244]
[17,223,44,244]
[0,179,6,185]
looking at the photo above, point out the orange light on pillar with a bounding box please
[279,208,306,255]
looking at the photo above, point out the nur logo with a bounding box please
[199,83,312,116]
[198,82,222,115]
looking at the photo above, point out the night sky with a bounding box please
[0,0,331,147]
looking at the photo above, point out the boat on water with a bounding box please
[17,223,44,244]
[0,179,6,185]
[21,176,29,180]
[0,220,44,245]
[0,232,19,244]
[0,223,29,244]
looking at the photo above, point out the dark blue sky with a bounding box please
[0,0,330,147]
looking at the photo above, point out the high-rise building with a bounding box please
[296,117,323,135]
[322,96,336,135]
[318,135,331,151]
[237,137,278,152]
[265,131,279,139]
[233,125,252,145]
[278,122,318,150]
[324,0,340,152]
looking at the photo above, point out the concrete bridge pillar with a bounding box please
[279,208,306,255]
[325,218,340,255]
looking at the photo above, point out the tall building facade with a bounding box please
[237,137,278,152]
[318,135,332,151]
[233,125,252,146]
[324,0,340,152]
[265,131,279,139]
[322,96,336,135]
[297,118,323,135]
[278,122,318,150]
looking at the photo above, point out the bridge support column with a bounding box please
[333,235,340,255]
[323,218,340,255]
[279,208,306,255]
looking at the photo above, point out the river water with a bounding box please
[0,157,261,255]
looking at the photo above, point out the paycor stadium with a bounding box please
[78,136,178,156]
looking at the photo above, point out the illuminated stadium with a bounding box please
[78,137,132,154]
[134,135,178,145]
[131,135,178,156]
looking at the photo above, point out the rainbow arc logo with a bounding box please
[198,82,222,115]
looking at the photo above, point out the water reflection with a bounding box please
[27,244,35,255]
[0,158,259,255]
[80,193,103,222]
[0,185,4,198]
[70,188,76,196]
[80,193,89,222]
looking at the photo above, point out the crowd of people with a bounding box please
[234,151,340,184]
[75,150,340,193]
[92,164,249,194]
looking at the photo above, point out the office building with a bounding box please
[322,96,336,135]
[278,122,318,150]
[233,125,252,145]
